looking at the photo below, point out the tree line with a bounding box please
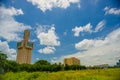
[0,51,86,74]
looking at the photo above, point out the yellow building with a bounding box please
[64,57,80,66]
[16,30,34,64]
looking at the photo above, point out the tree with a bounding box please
[64,64,70,70]
[5,60,20,72]
[34,60,50,65]
[20,64,32,72]
[0,51,7,60]
[0,51,20,73]
[0,51,7,74]
[33,60,51,72]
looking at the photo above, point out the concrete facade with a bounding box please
[64,57,80,66]
[16,30,34,64]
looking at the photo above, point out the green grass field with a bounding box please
[0,68,120,80]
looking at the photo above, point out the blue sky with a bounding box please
[0,0,120,66]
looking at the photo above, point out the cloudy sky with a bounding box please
[0,0,120,66]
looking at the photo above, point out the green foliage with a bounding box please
[64,64,86,70]
[0,68,120,80]
[0,52,120,80]
[5,60,20,72]
[0,51,7,60]
[35,60,50,65]
[0,51,7,74]
[33,60,50,71]
[50,63,62,72]
[19,64,32,72]
[0,67,4,74]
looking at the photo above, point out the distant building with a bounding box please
[16,30,34,64]
[94,64,109,68]
[64,57,80,66]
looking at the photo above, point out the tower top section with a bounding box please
[24,29,30,41]
[17,29,34,49]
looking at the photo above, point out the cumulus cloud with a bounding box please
[75,27,120,51]
[104,7,120,15]
[72,23,92,37]
[0,7,24,16]
[38,46,56,54]
[36,25,60,46]
[36,25,60,54]
[0,40,16,60]
[63,28,120,66]
[0,6,31,41]
[27,0,80,12]
[75,39,95,50]
[72,20,105,37]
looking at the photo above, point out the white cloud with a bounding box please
[0,6,31,41]
[27,0,80,12]
[94,20,105,32]
[72,20,106,37]
[72,23,92,37]
[36,25,60,46]
[77,4,80,9]
[36,57,40,61]
[104,7,120,15]
[75,27,120,51]
[38,46,56,54]
[62,28,120,66]
[0,40,16,60]
[51,57,58,63]
[75,39,95,50]
[0,7,24,16]
[36,25,60,54]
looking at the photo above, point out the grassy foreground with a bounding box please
[0,68,120,80]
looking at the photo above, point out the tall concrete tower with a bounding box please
[16,29,34,64]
